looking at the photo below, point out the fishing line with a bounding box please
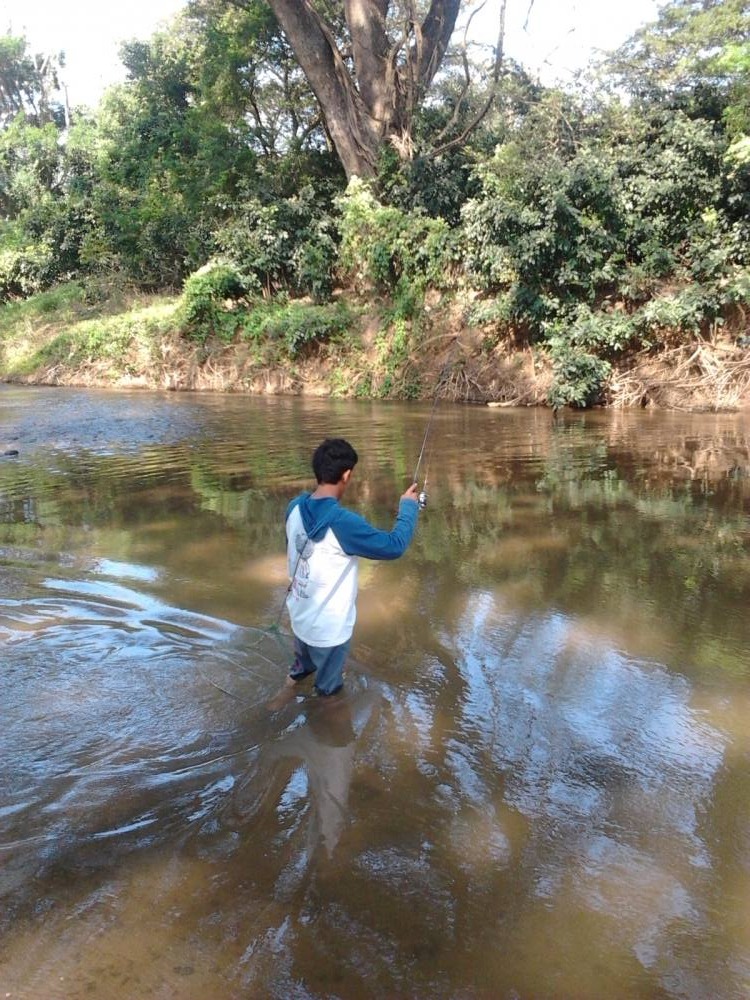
[197,634,291,704]
[237,509,332,656]
[216,504,334,692]
[267,507,333,634]
[412,385,442,485]
[412,360,452,509]
[201,501,357,705]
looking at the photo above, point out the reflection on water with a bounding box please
[0,384,749,999]
[447,593,726,995]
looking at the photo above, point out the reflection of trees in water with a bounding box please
[4,394,750,994]
[409,422,750,680]
[378,591,736,999]
[1,408,748,680]
[231,584,745,997]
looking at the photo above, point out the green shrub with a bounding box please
[548,343,612,409]
[275,303,350,358]
[554,304,639,355]
[467,296,515,329]
[337,178,452,298]
[461,143,625,335]
[723,266,750,306]
[0,243,55,301]
[460,111,729,342]
[215,201,291,295]
[179,261,252,343]
[292,222,338,303]
[373,318,421,398]
[237,300,351,358]
[635,285,720,336]
[215,185,339,301]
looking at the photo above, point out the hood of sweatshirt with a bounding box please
[296,493,341,541]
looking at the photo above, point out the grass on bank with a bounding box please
[0,282,180,378]
[0,278,359,386]
[1,274,748,409]
[0,276,525,402]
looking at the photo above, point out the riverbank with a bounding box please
[1,282,748,411]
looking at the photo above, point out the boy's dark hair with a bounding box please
[312,438,358,484]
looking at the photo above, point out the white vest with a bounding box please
[285,504,358,647]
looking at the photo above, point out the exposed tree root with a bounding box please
[610,341,750,411]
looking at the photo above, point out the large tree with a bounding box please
[250,1,466,178]
[607,0,750,133]
[0,34,67,130]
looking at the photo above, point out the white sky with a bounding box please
[1,0,186,105]
[1,0,663,108]
[473,0,663,80]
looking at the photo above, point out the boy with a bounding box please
[284,437,419,697]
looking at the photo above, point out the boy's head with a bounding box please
[312,438,358,485]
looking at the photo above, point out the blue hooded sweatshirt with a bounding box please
[285,492,418,646]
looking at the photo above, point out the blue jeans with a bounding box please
[290,635,350,696]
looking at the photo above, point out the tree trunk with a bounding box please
[344,0,396,133]
[266,0,382,178]
[264,1,463,179]
[418,1,462,98]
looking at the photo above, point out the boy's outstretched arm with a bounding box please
[334,484,420,560]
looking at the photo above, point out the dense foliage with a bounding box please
[0,0,749,405]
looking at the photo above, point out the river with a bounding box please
[1,384,748,999]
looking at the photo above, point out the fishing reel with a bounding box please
[417,490,428,510]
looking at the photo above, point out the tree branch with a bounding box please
[429,0,507,159]
[343,0,393,127]
[523,0,535,32]
[417,0,462,98]
[430,0,489,149]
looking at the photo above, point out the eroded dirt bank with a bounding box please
[2,289,749,411]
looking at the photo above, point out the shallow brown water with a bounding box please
[1,384,749,999]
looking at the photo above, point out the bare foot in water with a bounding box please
[266,675,302,712]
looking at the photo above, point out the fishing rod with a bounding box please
[412,394,440,510]
[412,361,452,510]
